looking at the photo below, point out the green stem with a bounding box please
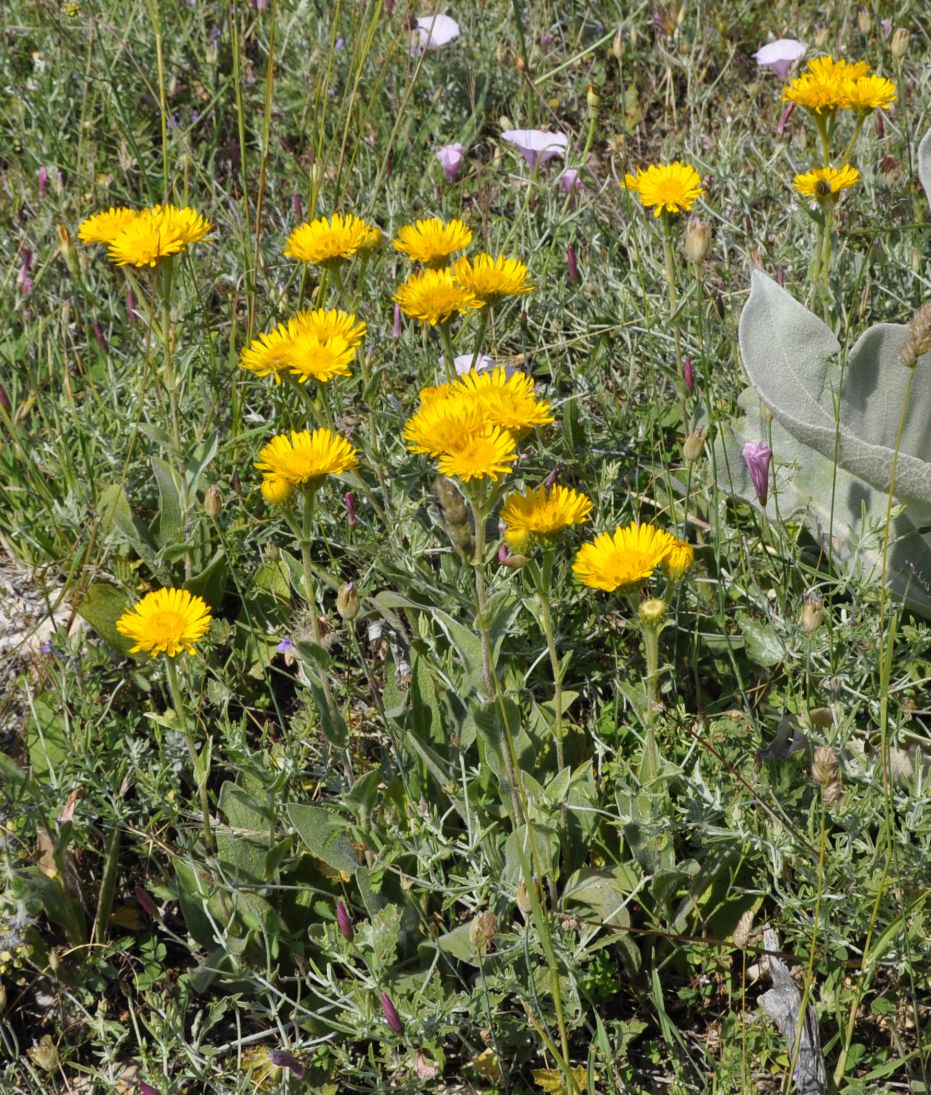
[250,0,278,341]
[158,260,192,581]
[641,621,661,727]
[438,322,458,381]
[661,215,689,432]
[534,552,565,772]
[143,0,169,200]
[165,656,214,854]
[469,308,490,372]
[839,113,867,166]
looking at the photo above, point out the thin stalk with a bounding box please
[143,0,170,200]
[158,260,192,580]
[227,0,255,336]
[469,308,490,371]
[165,656,214,854]
[438,322,458,380]
[250,0,278,340]
[533,551,565,772]
[91,823,122,944]
[661,215,689,431]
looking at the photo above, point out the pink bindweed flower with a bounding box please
[742,441,773,506]
[449,353,498,376]
[127,288,139,323]
[392,302,402,339]
[268,1051,305,1080]
[502,128,568,170]
[135,886,158,919]
[566,243,579,283]
[684,355,694,392]
[881,18,892,36]
[411,14,460,54]
[380,992,404,1035]
[38,167,49,197]
[436,143,466,183]
[498,541,510,564]
[344,491,358,528]
[336,899,354,941]
[17,249,32,297]
[752,38,806,80]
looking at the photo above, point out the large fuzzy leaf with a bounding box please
[919,124,931,210]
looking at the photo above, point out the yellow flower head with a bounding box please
[255,428,359,490]
[453,367,554,437]
[286,335,357,384]
[435,425,518,482]
[240,323,299,383]
[662,539,695,581]
[622,161,704,217]
[116,587,212,658]
[572,521,677,593]
[241,309,366,384]
[782,55,872,113]
[106,204,213,267]
[393,267,483,326]
[78,207,138,245]
[793,164,860,200]
[260,475,293,506]
[403,391,484,456]
[842,74,896,112]
[291,308,367,346]
[393,217,472,265]
[500,484,594,551]
[453,253,534,303]
[284,213,381,266]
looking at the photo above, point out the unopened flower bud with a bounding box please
[469,910,498,955]
[890,27,909,61]
[135,885,159,919]
[610,29,624,59]
[500,552,529,570]
[682,425,707,462]
[800,593,824,634]
[814,26,829,48]
[638,598,667,627]
[337,582,360,621]
[858,9,871,35]
[344,491,358,528]
[336,899,354,941]
[380,992,404,1036]
[662,541,694,581]
[742,440,772,506]
[261,476,293,506]
[683,355,694,391]
[566,243,579,283]
[58,225,79,278]
[684,217,712,265]
[392,302,402,339]
[586,83,600,111]
[204,485,221,519]
[812,745,842,805]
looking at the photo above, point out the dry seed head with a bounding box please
[204,485,221,520]
[684,217,712,265]
[469,910,498,954]
[891,27,910,61]
[336,582,360,621]
[800,593,824,634]
[812,745,843,805]
[683,425,708,463]
[899,301,931,368]
[858,9,871,34]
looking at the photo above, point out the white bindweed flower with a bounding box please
[502,128,568,170]
[411,14,460,54]
[752,38,806,80]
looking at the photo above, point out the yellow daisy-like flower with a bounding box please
[436,425,518,483]
[116,587,212,658]
[793,164,860,199]
[454,367,554,437]
[284,213,381,267]
[240,323,299,382]
[452,253,534,303]
[403,391,484,456]
[260,475,293,505]
[393,268,483,326]
[662,539,695,581]
[500,484,594,551]
[106,204,213,267]
[622,162,704,217]
[782,55,871,113]
[291,308,367,346]
[241,309,366,384]
[392,217,472,266]
[572,521,677,593]
[286,335,357,384]
[254,428,359,490]
[842,74,896,112]
[78,207,138,245]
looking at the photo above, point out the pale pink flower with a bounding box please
[752,39,806,80]
[502,128,568,170]
[436,143,466,183]
[559,168,584,197]
[38,167,49,197]
[742,441,773,506]
[411,14,460,53]
[450,353,497,376]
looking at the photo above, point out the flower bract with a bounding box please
[500,484,593,551]
[622,162,704,217]
[284,213,381,266]
[255,429,359,493]
[393,217,472,265]
[572,522,677,593]
[453,253,534,303]
[393,268,482,326]
[116,587,212,658]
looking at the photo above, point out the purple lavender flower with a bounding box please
[752,39,806,80]
[380,992,404,1035]
[436,143,465,184]
[742,441,773,506]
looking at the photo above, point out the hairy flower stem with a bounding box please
[662,215,689,431]
[468,490,525,825]
[469,308,490,372]
[439,322,458,381]
[158,261,192,580]
[641,620,661,727]
[165,656,214,854]
[531,551,565,772]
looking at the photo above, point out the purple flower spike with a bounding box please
[742,441,773,507]
[683,356,694,392]
[269,1050,305,1079]
[380,992,404,1035]
[336,899,354,941]
[752,38,806,80]
[411,14,460,54]
[502,128,568,170]
[38,167,49,197]
[436,143,466,183]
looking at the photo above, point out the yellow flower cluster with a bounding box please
[284,212,381,267]
[782,56,896,114]
[255,428,359,505]
[240,308,367,385]
[392,217,533,326]
[78,204,212,267]
[573,522,693,594]
[404,367,552,482]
